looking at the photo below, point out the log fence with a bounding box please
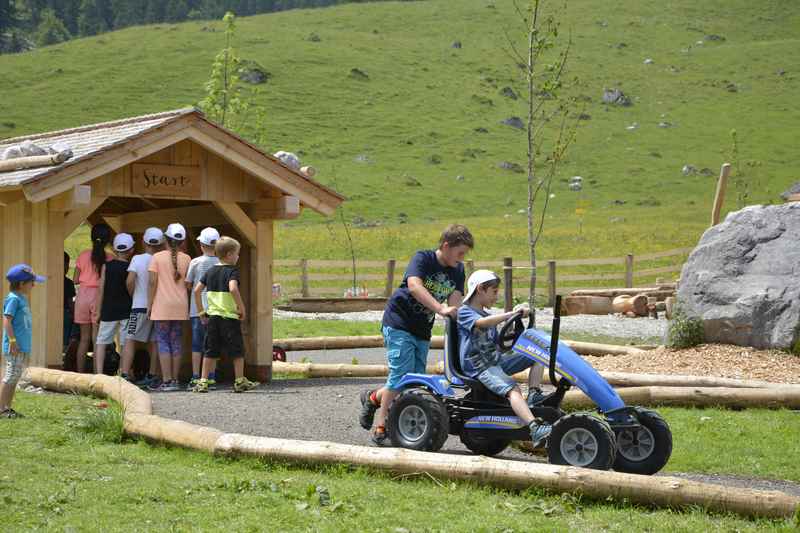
[273,247,693,306]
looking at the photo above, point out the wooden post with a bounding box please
[625,254,634,288]
[385,259,396,297]
[466,260,475,276]
[548,260,557,307]
[503,257,513,312]
[711,163,731,226]
[248,219,273,383]
[300,259,309,297]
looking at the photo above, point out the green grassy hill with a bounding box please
[2,0,799,260]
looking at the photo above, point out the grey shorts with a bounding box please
[2,353,29,385]
[97,319,129,346]
[476,352,536,397]
[126,312,154,343]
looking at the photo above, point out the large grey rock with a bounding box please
[676,203,800,349]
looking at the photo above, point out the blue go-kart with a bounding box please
[384,295,673,474]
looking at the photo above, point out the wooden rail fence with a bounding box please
[274,247,692,307]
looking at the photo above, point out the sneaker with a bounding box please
[207,378,218,391]
[359,389,379,430]
[370,425,388,446]
[187,377,200,391]
[0,408,23,419]
[527,387,547,408]
[192,379,209,393]
[158,380,180,392]
[529,421,552,449]
[234,377,259,393]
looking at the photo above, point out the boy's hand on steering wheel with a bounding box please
[512,303,530,318]
[437,305,458,318]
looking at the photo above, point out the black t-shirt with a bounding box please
[200,264,241,319]
[381,250,465,340]
[101,259,133,321]
[64,277,76,310]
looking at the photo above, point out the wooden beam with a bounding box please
[22,117,194,203]
[0,189,25,207]
[31,203,64,368]
[245,196,300,220]
[711,163,731,226]
[49,185,92,212]
[248,219,273,381]
[62,196,107,239]
[186,124,341,216]
[213,202,256,247]
[118,204,226,234]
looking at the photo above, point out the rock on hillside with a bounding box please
[675,203,800,350]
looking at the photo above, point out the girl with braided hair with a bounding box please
[148,223,191,391]
[73,223,112,374]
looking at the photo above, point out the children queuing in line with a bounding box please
[63,222,259,394]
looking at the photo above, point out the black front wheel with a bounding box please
[388,388,449,452]
[548,413,616,470]
[613,408,672,475]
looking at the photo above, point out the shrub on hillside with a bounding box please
[666,303,704,349]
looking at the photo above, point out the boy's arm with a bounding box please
[3,314,19,355]
[193,282,207,323]
[407,276,457,317]
[229,279,246,322]
[147,272,158,319]
[94,265,106,324]
[474,308,529,330]
[447,290,463,307]
[125,271,136,297]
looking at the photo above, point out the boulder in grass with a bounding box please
[781,182,800,201]
[674,203,800,350]
[501,116,525,130]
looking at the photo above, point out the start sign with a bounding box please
[132,164,201,198]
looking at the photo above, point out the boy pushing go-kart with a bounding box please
[359,224,473,444]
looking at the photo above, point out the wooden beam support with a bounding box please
[63,196,107,239]
[245,196,300,220]
[31,202,65,368]
[248,219,273,382]
[47,185,91,212]
[0,189,25,207]
[213,202,256,248]
[22,117,193,203]
[118,204,225,233]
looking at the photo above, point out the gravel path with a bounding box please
[275,308,668,341]
[150,376,800,497]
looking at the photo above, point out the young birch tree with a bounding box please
[504,0,579,327]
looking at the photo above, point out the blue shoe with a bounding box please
[527,388,547,408]
[529,421,552,449]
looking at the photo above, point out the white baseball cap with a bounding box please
[113,233,135,252]
[165,223,187,241]
[463,269,500,303]
[143,227,164,245]
[197,227,220,246]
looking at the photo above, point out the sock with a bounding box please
[191,374,199,380]
[209,372,217,381]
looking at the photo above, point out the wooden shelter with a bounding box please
[0,108,343,381]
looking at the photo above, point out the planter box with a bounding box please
[279,297,388,313]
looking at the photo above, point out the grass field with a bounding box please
[4,0,799,261]
[1,392,799,531]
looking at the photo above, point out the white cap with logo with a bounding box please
[113,233,135,252]
[143,227,164,245]
[463,269,500,303]
[197,227,220,246]
[165,223,187,241]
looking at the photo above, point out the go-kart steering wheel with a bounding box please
[497,311,525,351]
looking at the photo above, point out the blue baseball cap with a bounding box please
[6,264,46,283]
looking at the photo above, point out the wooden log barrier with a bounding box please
[24,367,800,519]
[274,336,649,357]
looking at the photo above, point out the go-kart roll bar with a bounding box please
[549,295,562,387]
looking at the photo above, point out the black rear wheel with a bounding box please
[388,388,449,452]
[459,431,511,456]
[548,413,616,470]
[613,408,672,475]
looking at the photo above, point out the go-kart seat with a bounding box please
[443,316,481,389]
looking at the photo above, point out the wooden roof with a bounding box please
[0,108,344,215]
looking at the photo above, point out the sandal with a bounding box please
[371,425,388,446]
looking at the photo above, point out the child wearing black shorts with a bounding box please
[191,236,258,393]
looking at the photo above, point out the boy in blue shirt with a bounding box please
[1,264,45,419]
[359,224,473,444]
[457,269,551,447]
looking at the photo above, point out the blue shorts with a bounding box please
[477,352,536,397]
[191,317,207,353]
[383,326,430,391]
